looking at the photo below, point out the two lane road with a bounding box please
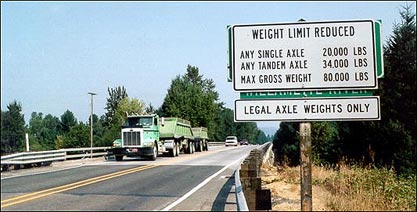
[1,145,256,211]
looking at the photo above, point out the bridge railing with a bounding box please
[1,147,111,171]
[235,162,249,211]
[235,142,272,211]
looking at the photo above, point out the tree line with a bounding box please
[273,5,416,176]
[1,66,269,154]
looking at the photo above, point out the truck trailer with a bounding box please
[107,114,202,161]
[192,127,209,152]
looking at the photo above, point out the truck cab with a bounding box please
[122,114,160,148]
[111,114,161,161]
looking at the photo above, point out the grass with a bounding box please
[262,162,416,211]
[322,164,416,211]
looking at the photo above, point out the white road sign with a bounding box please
[234,96,380,122]
[231,20,378,91]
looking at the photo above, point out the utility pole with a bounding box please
[88,92,97,159]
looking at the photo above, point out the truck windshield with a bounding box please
[139,117,153,126]
[124,117,153,127]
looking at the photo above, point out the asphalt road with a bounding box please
[1,145,256,211]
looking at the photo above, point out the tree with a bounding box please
[256,130,269,144]
[160,65,221,139]
[114,97,146,126]
[211,107,260,143]
[1,101,26,153]
[236,122,258,144]
[145,103,156,114]
[311,121,340,165]
[381,4,416,136]
[59,110,77,133]
[272,122,299,166]
[93,115,111,147]
[212,107,236,142]
[100,86,129,145]
[374,4,416,175]
[104,86,128,127]
[87,114,107,147]
[59,122,90,148]
[28,112,60,151]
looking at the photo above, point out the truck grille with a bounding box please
[123,131,141,146]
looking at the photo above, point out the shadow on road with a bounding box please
[211,172,236,211]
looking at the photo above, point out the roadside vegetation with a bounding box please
[261,162,416,211]
[322,164,416,211]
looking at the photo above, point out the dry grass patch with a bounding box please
[260,163,330,211]
[260,163,416,211]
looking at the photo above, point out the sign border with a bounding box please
[231,19,378,92]
[234,96,381,122]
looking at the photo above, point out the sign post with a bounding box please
[300,122,312,211]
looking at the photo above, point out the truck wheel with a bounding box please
[176,143,180,156]
[115,156,123,161]
[196,141,201,152]
[150,146,157,161]
[169,143,176,157]
[203,141,208,151]
[187,141,192,154]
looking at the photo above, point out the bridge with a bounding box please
[1,143,271,211]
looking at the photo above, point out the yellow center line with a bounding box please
[2,164,154,203]
[1,164,158,208]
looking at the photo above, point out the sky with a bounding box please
[1,1,414,136]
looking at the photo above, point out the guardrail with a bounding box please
[235,163,249,211]
[1,147,111,171]
[235,142,272,211]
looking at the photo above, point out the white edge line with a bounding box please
[161,153,248,211]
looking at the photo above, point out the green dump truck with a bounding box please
[107,114,204,161]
